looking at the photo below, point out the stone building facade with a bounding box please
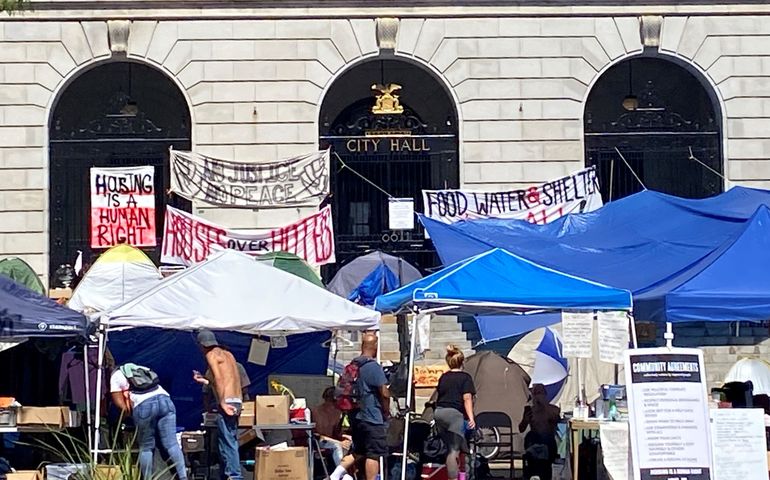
[1,1,769,282]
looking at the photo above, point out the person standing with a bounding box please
[518,383,561,480]
[350,333,390,480]
[193,330,243,480]
[433,345,476,480]
[110,363,188,480]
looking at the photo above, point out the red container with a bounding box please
[421,463,448,480]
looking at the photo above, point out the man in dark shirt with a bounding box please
[351,333,390,480]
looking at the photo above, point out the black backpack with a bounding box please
[119,363,160,392]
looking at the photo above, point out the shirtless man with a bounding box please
[194,330,243,480]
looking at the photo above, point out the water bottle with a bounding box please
[304,407,311,424]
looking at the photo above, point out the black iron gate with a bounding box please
[48,62,191,283]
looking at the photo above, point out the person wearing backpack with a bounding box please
[110,363,188,480]
[334,333,390,480]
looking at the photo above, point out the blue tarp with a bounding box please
[635,205,770,323]
[109,328,330,429]
[420,187,770,340]
[348,264,399,306]
[374,248,632,314]
[0,275,88,339]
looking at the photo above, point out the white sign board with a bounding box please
[561,311,593,358]
[625,348,712,480]
[598,311,631,364]
[710,408,768,480]
[600,421,632,480]
[388,198,415,230]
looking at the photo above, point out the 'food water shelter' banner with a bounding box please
[90,166,156,248]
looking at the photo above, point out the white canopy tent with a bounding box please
[92,249,380,456]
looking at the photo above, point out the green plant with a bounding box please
[0,0,28,13]
[27,421,172,480]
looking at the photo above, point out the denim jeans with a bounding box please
[318,438,345,465]
[133,394,188,480]
[216,400,243,480]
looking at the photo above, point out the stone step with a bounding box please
[379,322,466,334]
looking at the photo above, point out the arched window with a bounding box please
[585,57,723,201]
[319,59,458,275]
[49,62,191,283]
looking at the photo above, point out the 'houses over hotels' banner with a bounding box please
[161,205,335,267]
[422,166,603,225]
[170,149,330,208]
[90,166,156,248]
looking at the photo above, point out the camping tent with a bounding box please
[68,245,162,314]
[255,251,323,287]
[328,251,422,306]
[419,186,770,338]
[635,205,770,323]
[0,275,88,339]
[0,258,44,295]
[103,249,380,333]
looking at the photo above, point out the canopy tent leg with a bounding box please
[84,343,92,453]
[92,324,107,462]
[400,313,419,480]
[629,311,638,349]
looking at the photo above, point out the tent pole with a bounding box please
[92,323,107,462]
[629,311,638,349]
[401,312,419,480]
[83,343,92,453]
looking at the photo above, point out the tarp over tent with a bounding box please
[374,248,632,315]
[0,275,88,339]
[420,187,770,338]
[68,245,162,314]
[328,251,422,306]
[103,249,380,333]
[0,258,44,295]
[635,205,770,323]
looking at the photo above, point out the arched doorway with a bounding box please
[319,59,459,276]
[49,62,191,284]
[584,57,723,201]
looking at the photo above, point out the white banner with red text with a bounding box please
[422,166,603,225]
[161,205,335,267]
[90,166,156,248]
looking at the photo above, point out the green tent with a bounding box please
[254,251,323,287]
[0,257,45,295]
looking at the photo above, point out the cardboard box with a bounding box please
[17,407,70,427]
[255,447,308,480]
[255,395,289,425]
[238,400,255,427]
[94,465,123,480]
[6,471,42,480]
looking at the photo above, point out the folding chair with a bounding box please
[475,412,516,479]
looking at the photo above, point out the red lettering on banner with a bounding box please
[162,205,335,267]
[90,167,156,248]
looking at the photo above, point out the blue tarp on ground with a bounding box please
[109,328,330,429]
[0,275,88,339]
[420,187,770,340]
[374,248,632,315]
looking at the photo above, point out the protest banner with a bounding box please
[90,166,156,248]
[161,205,335,267]
[170,149,330,208]
[625,348,712,480]
[422,166,602,224]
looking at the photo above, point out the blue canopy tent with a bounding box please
[419,187,770,341]
[0,274,88,339]
[374,248,632,479]
[374,248,632,315]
